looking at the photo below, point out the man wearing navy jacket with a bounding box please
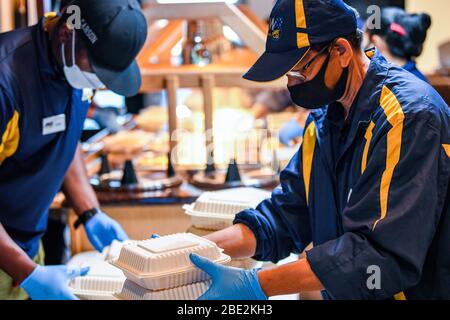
[190,0,450,300]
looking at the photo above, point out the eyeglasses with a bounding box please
[286,42,332,82]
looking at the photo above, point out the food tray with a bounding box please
[183,188,271,230]
[91,171,183,192]
[190,171,279,191]
[114,280,211,300]
[111,233,231,290]
[102,130,155,155]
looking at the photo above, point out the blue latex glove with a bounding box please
[85,211,128,252]
[279,118,304,146]
[190,253,267,300]
[20,265,90,300]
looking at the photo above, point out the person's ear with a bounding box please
[58,22,73,46]
[334,38,353,68]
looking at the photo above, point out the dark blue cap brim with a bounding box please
[92,59,142,97]
[243,47,309,82]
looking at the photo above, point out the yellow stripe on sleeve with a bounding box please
[361,121,375,174]
[302,121,316,205]
[0,111,20,165]
[394,292,407,300]
[373,86,405,230]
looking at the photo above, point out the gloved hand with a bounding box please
[20,265,90,300]
[190,253,267,300]
[279,118,304,146]
[85,211,128,252]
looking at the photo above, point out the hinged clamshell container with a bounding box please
[111,233,230,290]
[184,188,271,230]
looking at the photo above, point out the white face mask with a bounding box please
[61,30,105,90]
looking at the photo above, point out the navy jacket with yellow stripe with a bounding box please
[235,51,450,299]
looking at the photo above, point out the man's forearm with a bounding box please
[62,144,99,216]
[0,223,36,284]
[258,258,324,296]
[205,224,257,259]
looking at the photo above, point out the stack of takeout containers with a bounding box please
[111,233,230,300]
[183,188,270,270]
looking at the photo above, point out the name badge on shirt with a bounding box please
[42,114,66,136]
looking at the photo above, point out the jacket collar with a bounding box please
[402,60,417,72]
[311,49,390,131]
[349,49,390,125]
[33,17,63,80]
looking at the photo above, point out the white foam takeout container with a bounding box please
[183,188,271,230]
[110,233,231,290]
[67,240,137,300]
[69,273,124,300]
[67,253,123,299]
[114,279,211,300]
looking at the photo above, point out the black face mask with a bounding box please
[288,53,349,109]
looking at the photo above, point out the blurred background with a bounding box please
[1,0,449,300]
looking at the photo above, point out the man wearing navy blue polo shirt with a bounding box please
[0,0,147,300]
[190,0,450,300]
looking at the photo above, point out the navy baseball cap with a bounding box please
[65,0,148,97]
[244,0,358,82]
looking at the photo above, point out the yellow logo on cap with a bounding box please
[269,17,283,41]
